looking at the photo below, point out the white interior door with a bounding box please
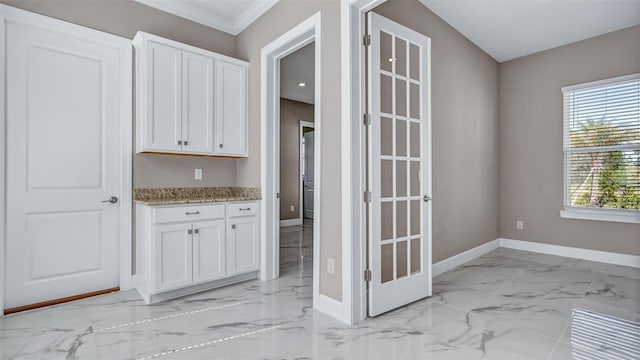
[368,12,432,317]
[4,17,128,309]
[303,130,315,219]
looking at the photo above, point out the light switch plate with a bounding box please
[194,168,202,180]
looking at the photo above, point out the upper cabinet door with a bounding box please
[215,60,248,157]
[145,42,182,152]
[182,51,214,154]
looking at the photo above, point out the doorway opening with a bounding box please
[260,13,321,309]
[278,42,316,274]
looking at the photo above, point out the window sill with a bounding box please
[560,209,640,224]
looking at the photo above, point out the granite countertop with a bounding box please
[134,187,261,205]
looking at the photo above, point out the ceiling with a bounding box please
[280,43,315,105]
[419,0,640,62]
[133,0,279,35]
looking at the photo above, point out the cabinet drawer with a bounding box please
[228,202,258,217]
[153,204,225,224]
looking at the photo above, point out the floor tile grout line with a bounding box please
[92,301,248,333]
[132,325,283,360]
[546,320,571,360]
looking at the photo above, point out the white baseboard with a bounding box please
[279,218,302,227]
[499,238,640,269]
[432,239,500,277]
[315,293,345,322]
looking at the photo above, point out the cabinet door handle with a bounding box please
[239,208,251,211]
[194,229,199,234]
[219,144,223,148]
[185,211,200,215]
[188,229,193,235]
[184,140,188,146]
[178,140,182,145]
[231,224,236,230]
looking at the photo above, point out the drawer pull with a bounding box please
[185,211,200,215]
[239,208,251,211]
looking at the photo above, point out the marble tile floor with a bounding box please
[1,246,638,359]
[279,220,313,273]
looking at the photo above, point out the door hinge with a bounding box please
[364,191,371,203]
[363,113,371,126]
[364,269,372,282]
[363,34,371,47]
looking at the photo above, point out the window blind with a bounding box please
[563,75,640,211]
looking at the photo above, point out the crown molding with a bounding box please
[134,0,279,35]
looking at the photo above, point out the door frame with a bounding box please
[0,5,133,315]
[299,120,315,223]
[260,12,322,308]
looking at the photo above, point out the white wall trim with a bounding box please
[0,4,6,316]
[280,218,303,227]
[260,12,331,320]
[0,4,133,314]
[341,0,388,326]
[432,240,501,277]
[499,238,640,269]
[299,120,315,225]
[315,293,345,321]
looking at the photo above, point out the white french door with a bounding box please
[368,12,432,316]
[3,10,130,310]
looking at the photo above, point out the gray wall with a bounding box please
[499,25,640,255]
[279,99,314,221]
[373,0,501,263]
[1,0,239,189]
[236,0,343,300]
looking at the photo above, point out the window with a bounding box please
[561,74,640,224]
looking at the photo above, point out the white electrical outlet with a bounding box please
[194,168,202,180]
[327,258,335,275]
[516,220,524,230]
[290,205,295,212]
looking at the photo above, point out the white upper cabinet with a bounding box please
[134,32,249,157]
[182,51,214,154]
[216,60,248,157]
[146,42,182,152]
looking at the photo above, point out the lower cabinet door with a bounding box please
[192,220,226,283]
[154,223,193,292]
[227,217,259,276]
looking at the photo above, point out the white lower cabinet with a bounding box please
[227,217,259,276]
[193,220,226,283]
[136,201,259,303]
[155,223,193,292]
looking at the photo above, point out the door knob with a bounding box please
[423,195,432,202]
[102,196,118,204]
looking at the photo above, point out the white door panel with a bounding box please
[303,131,315,219]
[368,13,432,317]
[147,41,182,152]
[182,51,214,154]
[5,19,126,309]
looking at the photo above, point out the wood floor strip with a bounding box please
[3,287,120,315]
